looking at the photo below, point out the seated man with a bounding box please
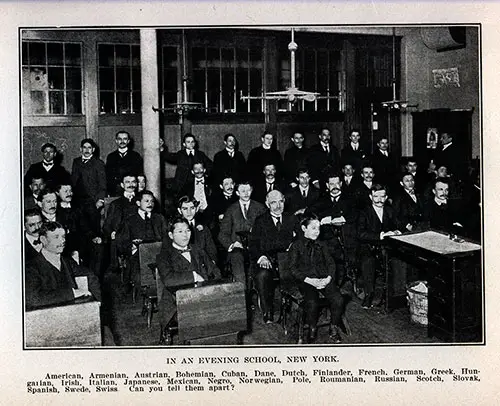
[208,176,238,229]
[116,190,167,288]
[218,181,266,284]
[24,208,44,262]
[55,183,83,261]
[392,172,425,232]
[357,184,402,309]
[252,163,287,204]
[352,163,376,211]
[423,178,464,234]
[175,195,217,263]
[156,216,221,334]
[285,168,320,216]
[249,190,298,323]
[179,161,212,222]
[25,221,101,310]
[288,214,344,343]
[24,176,45,211]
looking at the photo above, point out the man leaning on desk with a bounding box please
[25,221,101,310]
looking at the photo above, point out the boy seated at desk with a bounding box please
[25,221,101,310]
[156,216,221,333]
[288,214,344,343]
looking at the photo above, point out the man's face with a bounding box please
[440,133,451,145]
[401,174,415,192]
[178,202,197,222]
[433,181,449,202]
[370,189,387,207]
[39,193,58,215]
[57,185,73,203]
[183,136,196,151]
[236,184,252,202]
[42,147,56,163]
[224,136,236,150]
[137,176,146,192]
[263,164,276,180]
[378,138,389,151]
[266,191,285,216]
[25,214,43,237]
[30,178,45,196]
[297,172,310,188]
[115,133,130,149]
[291,133,304,148]
[349,132,360,143]
[319,129,331,143]
[327,177,342,196]
[361,167,374,182]
[121,176,137,193]
[220,178,235,195]
[41,227,66,254]
[192,163,206,178]
[169,222,191,248]
[342,165,354,177]
[262,133,274,147]
[437,166,448,177]
[137,194,155,213]
[81,142,94,159]
[406,161,418,174]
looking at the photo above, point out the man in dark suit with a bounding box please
[25,221,101,310]
[24,142,71,193]
[24,208,44,263]
[161,133,213,194]
[392,172,425,232]
[285,168,320,215]
[309,173,358,286]
[176,195,217,263]
[434,132,464,181]
[24,176,46,211]
[211,133,246,187]
[156,216,221,331]
[248,190,298,323]
[105,131,143,197]
[116,190,167,287]
[352,164,376,211]
[252,163,288,204]
[218,181,266,284]
[208,176,238,228]
[341,163,357,198]
[371,136,398,192]
[403,157,427,194]
[308,127,341,190]
[246,132,283,184]
[179,161,212,222]
[283,132,309,187]
[341,129,368,173]
[357,184,402,308]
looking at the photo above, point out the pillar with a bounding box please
[140,29,161,201]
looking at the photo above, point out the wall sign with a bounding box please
[432,67,460,88]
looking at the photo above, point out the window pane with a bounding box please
[99,68,114,90]
[22,42,29,65]
[207,69,220,92]
[236,69,248,112]
[249,69,262,96]
[222,69,234,112]
[163,91,177,106]
[163,46,177,68]
[192,47,206,68]
[28,67,48,91]
[116,91,131,113]
[317,99,327,112]
[192,69,205,104]
[163,68,176,92]
[29,42,46,65]
[221,48,234,69]
[206,47,220,68]
[47,43,64,65]
[132,92,141,113]
[66,67,81,90]
[116,67,131,90]
[65,43,81,66]
[131,45,140,67]
[98,44,114,67]
[131,68,141,90]
[49,91,64,114]
[99,91,114,114]
[48,67,64,90]
[30,91,46,114]
[236,48,248,69]
[250,99,261,113]
[66,91,82,114]
[249,48,263,69]
[115,45,131,66]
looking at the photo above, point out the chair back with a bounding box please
[138,241,163,287]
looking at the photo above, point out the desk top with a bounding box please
[389,230,481,255]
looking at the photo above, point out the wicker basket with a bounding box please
[406,281,428,326]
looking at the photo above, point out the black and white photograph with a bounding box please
[2,1,499,404]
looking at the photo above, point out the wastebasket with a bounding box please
[406,281,428,325]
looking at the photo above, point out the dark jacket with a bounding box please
[283,145,310,183]
[116,211,167,255]
[307,143,340,185]
[288,236,336,282]
[24,162,71,192]
[285,185,321,215]
[71,156,106,203]
[212,149,246,186]
[105,149,143,196]
[246,146,283,182]
[392,188,425,231]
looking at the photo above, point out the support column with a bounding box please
[140,29,161,201]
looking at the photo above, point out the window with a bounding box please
[278,48,345,113]
[22,41,83,115]
[98,44,141,115]
[191,46,263,113]
[161,45,180,108]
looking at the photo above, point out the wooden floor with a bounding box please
[101,273,441,347]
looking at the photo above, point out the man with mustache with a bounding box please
[24,208,44,262]
[212,133,246,187]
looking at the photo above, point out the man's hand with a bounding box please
[406,223,413,232]
[289,182,298,188]
[111,231,116,240]
[331,216,346,225]
[321,216,332,225]
[257,256,272,269]
[294,208,306,216]
[92,237,102,244]
[218,214,224,221]
[96,199,105,210]
[228,241,244,252]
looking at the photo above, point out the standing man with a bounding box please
[283,132,309,187]
[24,142,71,192]
[179,162,212,219]
[341,129,368,173]
[247,132,283,184]
[285,168,320,216]
[105,131,143,197]
[371,136,398,191]
[308,127,340,190]
[161,133,213,194]
[24,208,44,262]
[434,132,463,181]
[212,133,246,187]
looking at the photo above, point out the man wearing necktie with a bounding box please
[252,163,287,204]
[285,168,320,215]
[179,162,211,218]
[308,127,341,190]
[341,129,367,173]
[392,173,425,232]
[249,190,298,324]
[371,136,398,193]
[24,208,44,262]
[423,178,463,234]
[212,134,247,187]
